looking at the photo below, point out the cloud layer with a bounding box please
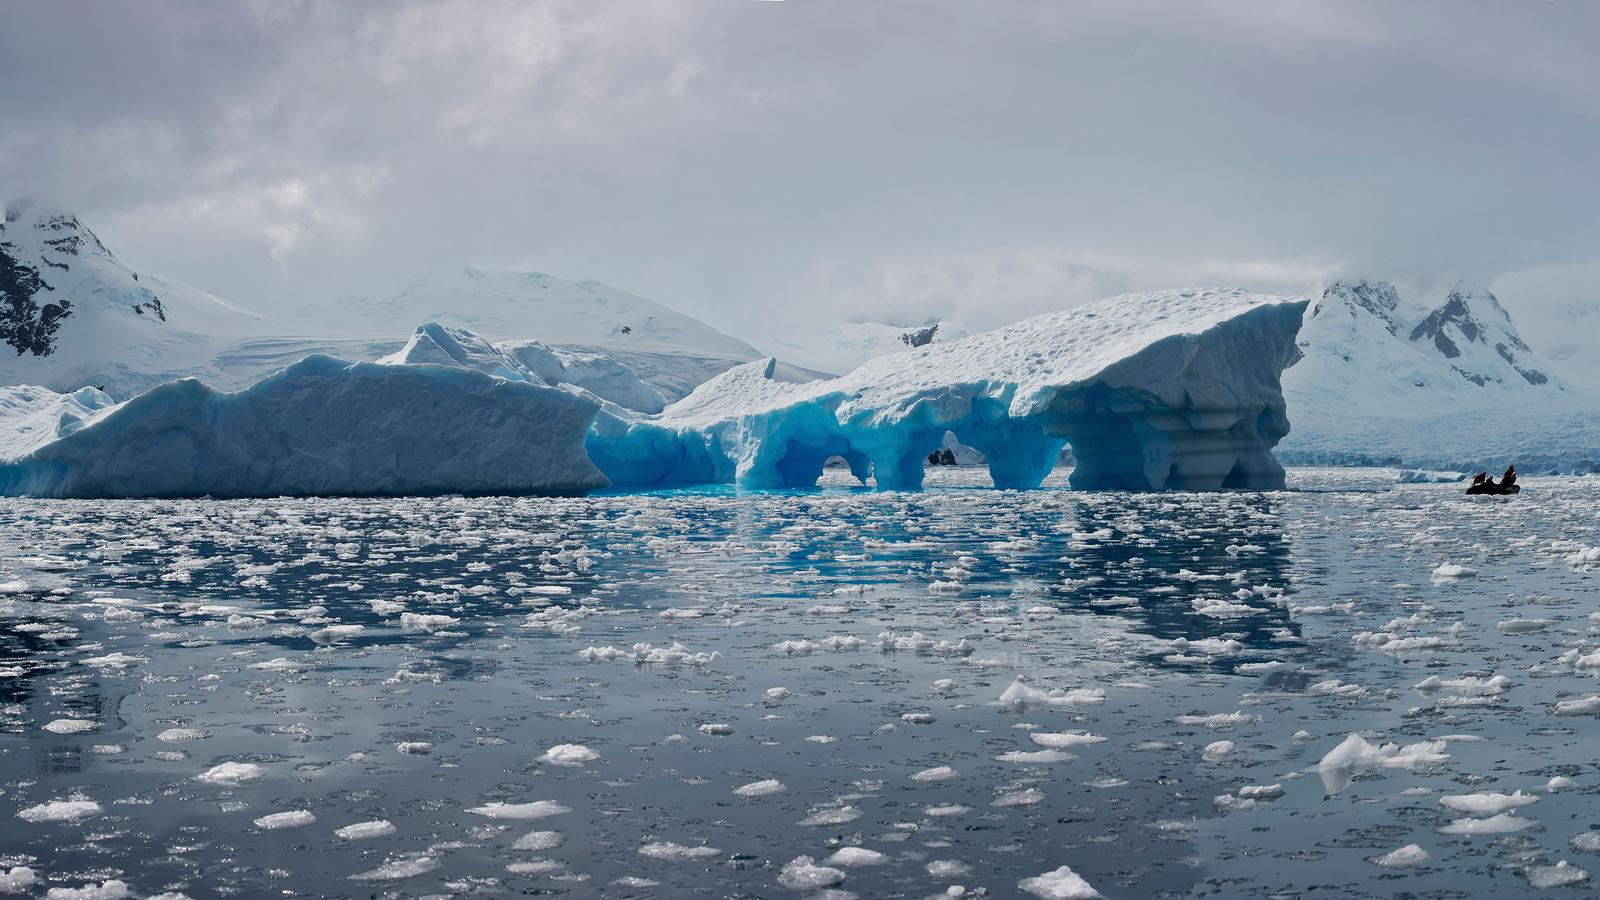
[3,0,1596,372]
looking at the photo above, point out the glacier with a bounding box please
[0,356,608,498]
[586,288,1309,492]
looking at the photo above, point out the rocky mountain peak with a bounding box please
[1314,280,1404,335]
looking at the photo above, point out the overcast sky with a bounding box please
[3,0,1597,364]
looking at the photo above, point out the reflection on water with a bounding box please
[1,468,1599,897]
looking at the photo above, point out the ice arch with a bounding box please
[590,288,1309,492]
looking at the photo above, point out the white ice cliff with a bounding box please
[588,288,1309,491]
[0,356,608,498]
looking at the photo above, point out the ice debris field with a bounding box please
[0,288,1307,499]
[3,467,1600,896]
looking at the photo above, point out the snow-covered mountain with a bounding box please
[0,201,821,403]
[296,268,823,399]
[1279,279,1597,471]
[768,319,971,376]
[1283,279,1567,420]
[0,198,274,399]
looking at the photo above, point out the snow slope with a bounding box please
[1279,279,1598,471]
[768,320,971,376]
[591,288,1309,491]
[0,356,608,498]
[379,321,668,412]
[302,268,823,400]
[0,198,275,399]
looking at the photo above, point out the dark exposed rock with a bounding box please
[0,242,71,356]
[900,324,940,348]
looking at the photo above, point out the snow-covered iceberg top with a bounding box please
[0,355,608,498]
[593,288,1310,491]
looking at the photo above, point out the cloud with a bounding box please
[1,0,1595,355]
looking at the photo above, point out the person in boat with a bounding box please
[1501,464,1517,488]
[1472,473,1487,487]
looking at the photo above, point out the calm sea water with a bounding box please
[3,467,1599,898]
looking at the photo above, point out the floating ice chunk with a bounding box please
[765,687,792,702]
[698,723,734,736]
[878,631,973,656]
[1213,794,1257,813]
[350,855,439,882]
[254,810,316,830]
[1438,813,1536,835]
[44,879,131,899]
[1525,861,1589,888]
[1431,563,1477,579]
[994,787,1047,807]
[1372,844,1429,868]
[81,652,145,669]
[1571,832,1600,852]
[734,779,786,798]
[336,820,397,839]
[467,801,571,820]
[1174,711,1261,729]
[901,712,936,725]
[1316,734,1449,793]
[1031,731,1107,749]
[912,766,958,782]
[927,860,972,879]
[579,645,629,662]
[505,859,564,875]
[924,803,970,817]
[0,867,38,892]
[43,718,96,734]
[16,799,101,822]
[197,762,265,785]
[638,841,720,860]
[826,847,887,867]
[1497,618,1551,633]
[1553,695,1600,717]
[400,612,459,631]
[998,679,1105,709]
[1019,864,1101,899]
[309,624,364,644]
[1202,740,1234,762]
[996,749,1075,764]
[248,657,301,672]
[778,856,845,890]
[1438,791,1539,815]
[1549,776,1580,792]
[632,642,720,667]
[539,744,599,767]
[1414,675,1510,698]
[512,830,564,851]
[1239,784,1284,800]
[157,727,208,742]
[798,805,861,826]
[396,741,432,755]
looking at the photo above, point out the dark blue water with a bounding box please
[2,468,1599,897]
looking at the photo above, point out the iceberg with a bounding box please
[590,288,1308,491]
[0,355,607,498]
